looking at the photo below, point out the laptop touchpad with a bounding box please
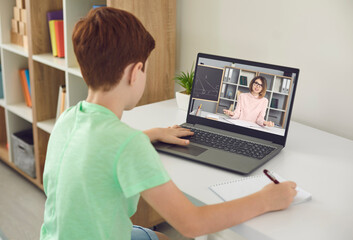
[168,145,207,156]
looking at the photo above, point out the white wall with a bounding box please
[176,0,353,140]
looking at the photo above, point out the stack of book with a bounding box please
[19,69,31,107]
[47,10,65,58]
[10,0,28,49]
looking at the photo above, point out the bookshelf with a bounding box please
[216,66,293,128]
[0,0,175,227]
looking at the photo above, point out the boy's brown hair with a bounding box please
[72,7,155,91]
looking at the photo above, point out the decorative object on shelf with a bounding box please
[174,64,194,111]
[10,0,28,49]
[226,90,233,99]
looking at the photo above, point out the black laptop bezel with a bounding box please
[186,53,300,147]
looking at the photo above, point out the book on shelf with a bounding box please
[228,68,233,82]
[220,84,226,98]
[93,4,107,9]
[285,78,291,93]
[224,68,229,82]
[48,20,58,56]
[47,10,63,57]
[281,78,290,94]
[19,69,32,107]
[274,78,282,92]
[56,85,67,120]
[24,69,31,96]
[54,20,65,58]
[239,75,247,86]
[270,98,279,108]
[223,85,229,98]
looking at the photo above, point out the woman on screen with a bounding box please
[223,76,275,127]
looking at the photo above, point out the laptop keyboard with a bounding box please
[183,127,276,160]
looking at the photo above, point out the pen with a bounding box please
[263,169,280,184]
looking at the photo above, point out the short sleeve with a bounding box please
[116,132,170,198]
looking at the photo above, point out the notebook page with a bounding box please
[209,173,311,205]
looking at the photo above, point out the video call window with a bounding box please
[189,57,298,136]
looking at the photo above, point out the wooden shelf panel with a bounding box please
[0,105,8,161]
[108,0,176,105]
[32,61,65,122]
[1,43,28,57]
[37,118,55,134]
[37,128,50,185]
[33,53,66,71]
[0,143,9,162]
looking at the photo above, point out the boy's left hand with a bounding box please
[144,125,194,146]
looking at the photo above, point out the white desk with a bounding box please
[122,99,353,240]
[195,110,285,136]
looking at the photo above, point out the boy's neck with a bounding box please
[86,88,126,119]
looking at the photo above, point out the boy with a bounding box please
[40,7,297,240]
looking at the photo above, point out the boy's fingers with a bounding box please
[171,137,189,145]
[176,130,194,137]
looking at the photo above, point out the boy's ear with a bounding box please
[129,62,144,85]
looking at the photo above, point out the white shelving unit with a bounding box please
[217,66,293,127]
[0,0,108,187]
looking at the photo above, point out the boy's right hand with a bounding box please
[260,181,297,211]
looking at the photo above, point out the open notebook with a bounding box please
[209,172,311,205]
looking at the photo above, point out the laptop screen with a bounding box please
[186,53,299,146]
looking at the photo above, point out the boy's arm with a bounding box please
[143,125,194,145]
[141,180,296,238]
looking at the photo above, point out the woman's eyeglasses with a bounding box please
[253,81,263,88]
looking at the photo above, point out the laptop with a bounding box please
[154,53,300,175]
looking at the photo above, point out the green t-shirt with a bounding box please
[40,101,170,240]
